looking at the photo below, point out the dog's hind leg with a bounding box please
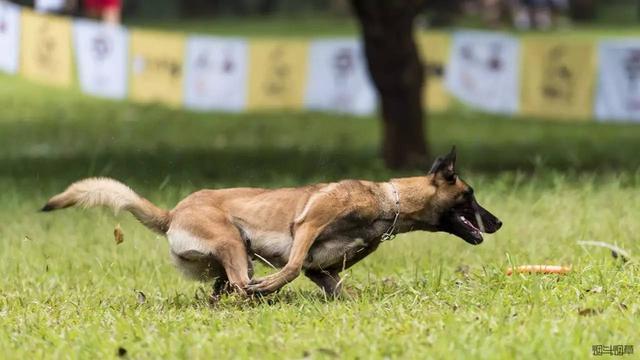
[213,274,230,293]
[170,210,252,296]
[209,275,230,304]
[218,244,252,295]
[247,258,254,279]
[211,258,254,301]
[305,269,342,298]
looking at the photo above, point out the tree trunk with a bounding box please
[568,0,596,21]
[350,0,428,169]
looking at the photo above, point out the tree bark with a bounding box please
[351,0,428,169]
[568,0,597,22]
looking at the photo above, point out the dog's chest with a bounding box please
[305,237,373,269]
[304,217,390,270]
[241,215,390,270]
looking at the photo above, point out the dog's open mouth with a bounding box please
[448,211,484,245]
[460,214,482,234]
[440,200,502,245]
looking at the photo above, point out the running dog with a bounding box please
[42,147,502,297]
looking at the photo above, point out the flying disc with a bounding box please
[506,265,571,275]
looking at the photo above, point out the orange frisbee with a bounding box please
[506,265,572,275]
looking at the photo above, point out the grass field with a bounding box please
[0,72,639,359]
[125,12,640,38]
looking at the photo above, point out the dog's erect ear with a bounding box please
[428,146,457,180]
[444,145,456,167]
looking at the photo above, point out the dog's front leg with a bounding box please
[305,269,342,298]
[245,219,330,295]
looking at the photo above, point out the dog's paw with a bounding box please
[245,268,301,295]
[245,275,281,295]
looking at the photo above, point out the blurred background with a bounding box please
[2,0,640,177]
[9,0,639,29]
[1,2,639,357]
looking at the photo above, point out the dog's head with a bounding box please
[427,147,502,245]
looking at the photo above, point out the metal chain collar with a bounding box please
[381,181,400,242]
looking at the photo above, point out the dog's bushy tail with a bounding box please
[42,177,170,234]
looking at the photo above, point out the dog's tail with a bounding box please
[41,177,170,234]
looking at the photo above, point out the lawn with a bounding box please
[125,15,359,37]
[0,73,639,359]
[124,12,640,38]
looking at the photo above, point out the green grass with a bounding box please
[125,15,359,37]
[123,13,640,39]
[0,74,639,359]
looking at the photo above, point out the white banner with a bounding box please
[73,19,128,99]
[445,30,520,114]
[34,0,65,13]
[0,0,20,74]
[305,39,376,115]
[595,40,640,122]
[183,35,248,112]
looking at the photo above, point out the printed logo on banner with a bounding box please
[20,10,73,87]
[541,46,574,103]
[331,46,359,110]
[305,39,376,115]
[0,0,20,74]
[595,41,640,122]
[184,36,248,111]
[264,46,288,95]
[73,19,128,99]
[445,31,520,114]
[247,39,308,110]
[129,29,185,107]
[92,34,111,61]
[520,38,596,119]
[417,32,451,112]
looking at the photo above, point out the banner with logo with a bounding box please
[183,35,248,112]
[0,1,20,74]
[247,39,308,110]
[73,19,128,99]
[20,10,73,87]
[304,38,376,115]
[418,31,451,112]
[12,5,640,123]
[595,40,640,122]
[445,31,520,114]
[129,29,185,107]
[520,38,596,120]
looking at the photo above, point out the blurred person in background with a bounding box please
[510,0,533,29]
[510,0,569,30]
[461,0,513,28]
[422,0,571,30]
[481,0,503,27]
[84,0,121,23]
[549,0,569,27]
[527,0,552,29]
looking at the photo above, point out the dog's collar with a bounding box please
[381,181,400,242]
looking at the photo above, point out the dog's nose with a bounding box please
[495,219,503,230]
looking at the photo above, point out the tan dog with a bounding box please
[42,147,501,297]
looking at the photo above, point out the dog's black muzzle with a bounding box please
[440,195,502,245]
